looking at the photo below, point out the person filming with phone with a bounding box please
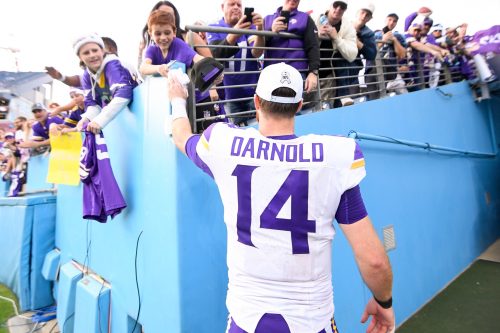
[373,13,408,95]
[316,0,357,108]
[263,0,320,111]
[207,0,265,126]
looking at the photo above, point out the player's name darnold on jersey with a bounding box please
[230,136,324,162]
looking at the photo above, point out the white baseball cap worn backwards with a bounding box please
[255,63,303,104]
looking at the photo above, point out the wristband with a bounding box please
[171,98,188,120]
[374,296,392,309]
[59,74,67,82]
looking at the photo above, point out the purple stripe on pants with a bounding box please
[228,315,339,333]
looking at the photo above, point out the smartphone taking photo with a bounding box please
[244,7,254,23]
[382,26,390,34]
[280,10,290,25]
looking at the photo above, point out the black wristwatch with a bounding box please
[374,296,393,309]
[309,69,319,76]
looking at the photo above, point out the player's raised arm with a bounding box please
[168,73,193,155]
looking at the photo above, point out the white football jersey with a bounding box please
[191,123,366,333]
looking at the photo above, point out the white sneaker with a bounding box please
[341,97,354,106]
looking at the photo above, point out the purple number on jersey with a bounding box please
[260,169,316,254]
[232,164,316,254]
[232,164,258,247]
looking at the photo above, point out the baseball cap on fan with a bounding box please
[255,63,303,104]
[31,103,46,111]
[360,2,375,15]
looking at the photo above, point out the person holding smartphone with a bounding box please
[207,0,265,126]
[263,0,320,104]
[316,1,358,108]
[350,3,377,101]
[374,13,408,94]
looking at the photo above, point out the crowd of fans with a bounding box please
[1,0,490,197]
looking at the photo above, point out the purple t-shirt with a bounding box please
[80,123,127,223]
[145,38,210,101]
[144,38,197,68]
[64,107,84,128]
[32,116,64,140]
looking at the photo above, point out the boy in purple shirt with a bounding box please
[140,10,204,77]
[140,10,223,131]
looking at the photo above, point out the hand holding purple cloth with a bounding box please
[79,123,127,223]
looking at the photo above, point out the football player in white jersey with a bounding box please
[168,63,395,333]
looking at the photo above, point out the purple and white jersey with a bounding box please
[32,116,64,141]
[80,123,126,223]
[82,55,137,109]
[144,38,197,69]
[263,7,310,70]
[8,170,25,197]
[64,107,84,128]
[185,123,366,333]
[207,18,260,100]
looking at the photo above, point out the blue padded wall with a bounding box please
[30,197,56,309]
[57,262,83,333]
[0,194,56,311]
[42,249,60,281]
[74,276,110,333]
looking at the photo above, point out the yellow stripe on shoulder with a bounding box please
[65,118,77,125]
[200,134,210,151]
[351,159,365,169]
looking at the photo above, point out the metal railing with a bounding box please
[185,24,477,133]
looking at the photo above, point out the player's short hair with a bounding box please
[148,10,177,32]
[257,87,301,119]
[15,116,27,122]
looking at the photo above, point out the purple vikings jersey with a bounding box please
[8,170,25,197]
[79,123,126,223]
[81,55,137,109]
[64,107,84,128]
[32,116,64,140]
[263,7,310,70]
[185,123,366,333]
[207,18,260,100]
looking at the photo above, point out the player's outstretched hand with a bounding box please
[361,298,395,333]
[167,71,188,101]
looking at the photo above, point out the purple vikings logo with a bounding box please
[280,71,291,85]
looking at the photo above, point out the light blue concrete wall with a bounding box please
[44,80,500,333]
